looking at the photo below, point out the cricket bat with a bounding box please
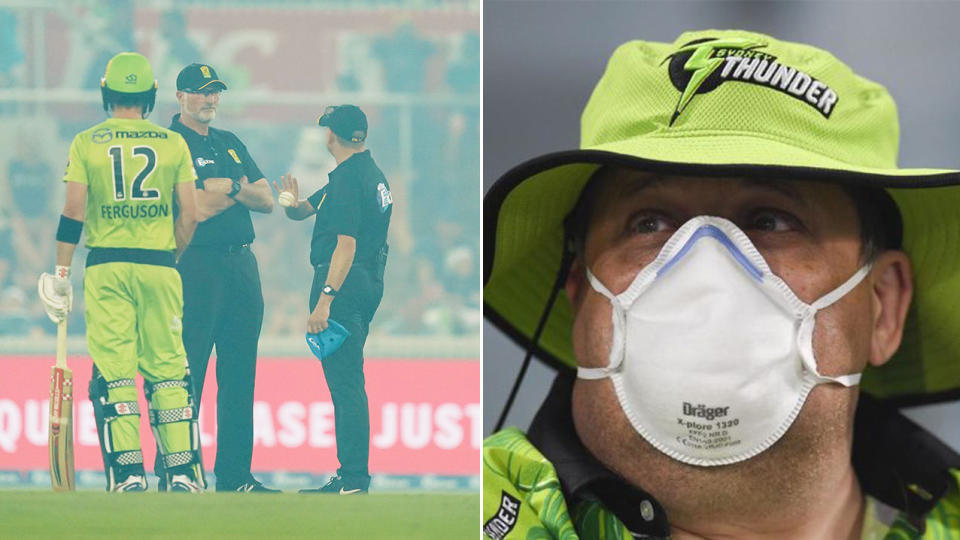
[49,319,74,491]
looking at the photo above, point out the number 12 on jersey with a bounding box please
[109,146,160,201]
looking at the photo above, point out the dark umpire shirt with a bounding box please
[169,113,264,247]
[307,150,392,266]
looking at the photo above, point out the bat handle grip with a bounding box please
[56,319,67,368]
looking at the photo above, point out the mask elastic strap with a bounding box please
[810,264,872,311]
[578,268,622,380]
[818,372,862,387]
[577,366,612,380]
[806,264,872,388]
[585,268,617,301]
[493,237,575,433]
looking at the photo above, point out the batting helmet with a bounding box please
[100,52,158,117]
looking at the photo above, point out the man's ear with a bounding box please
[869,250,913,367]
[565,258,585,308]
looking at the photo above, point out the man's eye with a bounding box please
[748,210,795,232]
[630,215,672,234]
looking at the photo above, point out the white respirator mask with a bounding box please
[578,216,870,467]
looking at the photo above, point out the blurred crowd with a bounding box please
[0,5,480,340]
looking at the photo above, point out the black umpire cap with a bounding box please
[318,105,367,143]
[177,63,228,92]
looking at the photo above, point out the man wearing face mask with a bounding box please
[278,105,392,495]
[483,30,960,539]
[164,63,278,493]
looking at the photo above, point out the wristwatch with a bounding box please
[321,285,338,297]
[227,178,242,198]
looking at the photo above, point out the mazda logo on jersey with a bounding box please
[665,37,839,125]
[91,128,113,143]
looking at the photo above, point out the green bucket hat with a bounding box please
[484,29,960,406]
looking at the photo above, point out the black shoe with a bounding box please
[217,476,281,493]
[299,475,367,495]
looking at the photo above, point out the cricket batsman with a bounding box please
[37,52,206,492]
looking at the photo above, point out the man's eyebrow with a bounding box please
[615,175,806,201]
[611,173,671,197]
[740,177,804,201]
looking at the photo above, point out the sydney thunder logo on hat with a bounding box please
[664,37,839,125]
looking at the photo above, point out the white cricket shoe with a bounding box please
[112,474,147,492]
[169,474,204,493]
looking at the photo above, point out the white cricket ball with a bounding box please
[278,191,296,207]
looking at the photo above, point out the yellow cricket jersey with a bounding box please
[63,117,196,250]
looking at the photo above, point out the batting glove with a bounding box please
[38,266,73,323]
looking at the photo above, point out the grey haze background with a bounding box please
[483,0,960,450]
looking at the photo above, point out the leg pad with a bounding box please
[144,378,206,490]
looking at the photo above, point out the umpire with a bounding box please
[277,105,392,494]
[167,63,278,493]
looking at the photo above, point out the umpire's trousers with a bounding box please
[310,263,384,488]
[179,244,264,486]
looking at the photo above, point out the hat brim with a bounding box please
[188,80,227,92]
[484,135,960,406]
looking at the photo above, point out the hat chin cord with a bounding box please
[492,234,575,433]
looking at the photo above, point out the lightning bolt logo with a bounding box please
[666,38,766,125]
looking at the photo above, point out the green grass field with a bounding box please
[0,491,479,539]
